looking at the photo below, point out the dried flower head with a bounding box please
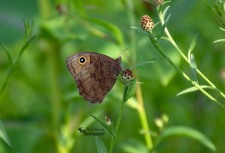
[154,0,164,6]
[140,15,154,31]
[121,69,134,84]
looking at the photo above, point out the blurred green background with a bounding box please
[0,0,225,153]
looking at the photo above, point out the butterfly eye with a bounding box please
[78,56,87,64]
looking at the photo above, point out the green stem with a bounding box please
[136,83,153,150]
[148,33,225,108]
[125,0,153,150]
[109,86,127,153]
[158,11,225,100]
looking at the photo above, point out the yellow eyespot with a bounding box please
[78,56,87,65]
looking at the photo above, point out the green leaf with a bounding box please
[177,85,214,96]
[16,36,36,63]
[155,126,216,152]
[189,54,198,84]
[213,39,225,43]
[124,78,137,102]
[0,35,36,96]
[219,27,225,32]
[120,139,148,153]
[205,1,225,26]
[23,19,34,41]
[162,6,170,19]
[0,43,12,65]
[0,120,11,146]
[156,14,171,40]
[82,16,124,46]
[95,136,108,153]
[90,115,114,137]
[188,34,198,59]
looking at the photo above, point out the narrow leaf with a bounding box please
[90,115,114,137]
[188,34,198,59]
[219,27,225,32]
[95,136,108,153]
[0,43,12,65]
[189,54,198,84]
[82,16,124,46]
[17,36,36,63]
[213,39,225,43]
[124,79,137,102]
[0,120,11,146]
[162,6,170,19]
[157,14,171,39]
[156,126,216,151]
[177,85,214,96]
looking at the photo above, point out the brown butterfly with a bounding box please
[66,52,121,103]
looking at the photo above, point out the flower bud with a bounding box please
[140,15,154,31]
[154,0,164,6]
[121,69,134,84]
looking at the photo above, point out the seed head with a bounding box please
[154,0,164,6]
[140,15,154,31]
[121,69,134,84]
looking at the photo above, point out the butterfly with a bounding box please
[66,52,121,103]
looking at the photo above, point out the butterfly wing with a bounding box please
[67,52,121,103]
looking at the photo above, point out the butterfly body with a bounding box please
[66,52,121,103]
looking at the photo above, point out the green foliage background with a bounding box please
[0,0,225,153]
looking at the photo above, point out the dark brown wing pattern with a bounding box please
[67,52,121,103]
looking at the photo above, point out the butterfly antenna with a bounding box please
[119,48,128,57]
[130,57,165,70]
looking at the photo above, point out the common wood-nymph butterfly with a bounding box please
[66,52,121,103]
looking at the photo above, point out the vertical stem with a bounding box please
[38,0,52,19]
[136,83,153,150]
[47,46,61,133]
[109,87,127,153]
[125,0,153,150]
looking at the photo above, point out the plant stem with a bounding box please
[125,0,153,150]
[38,0,64,152]
[158,11,225,100]
[109,86,127,153]
[148,33,225,108]
[136,82,153,150]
